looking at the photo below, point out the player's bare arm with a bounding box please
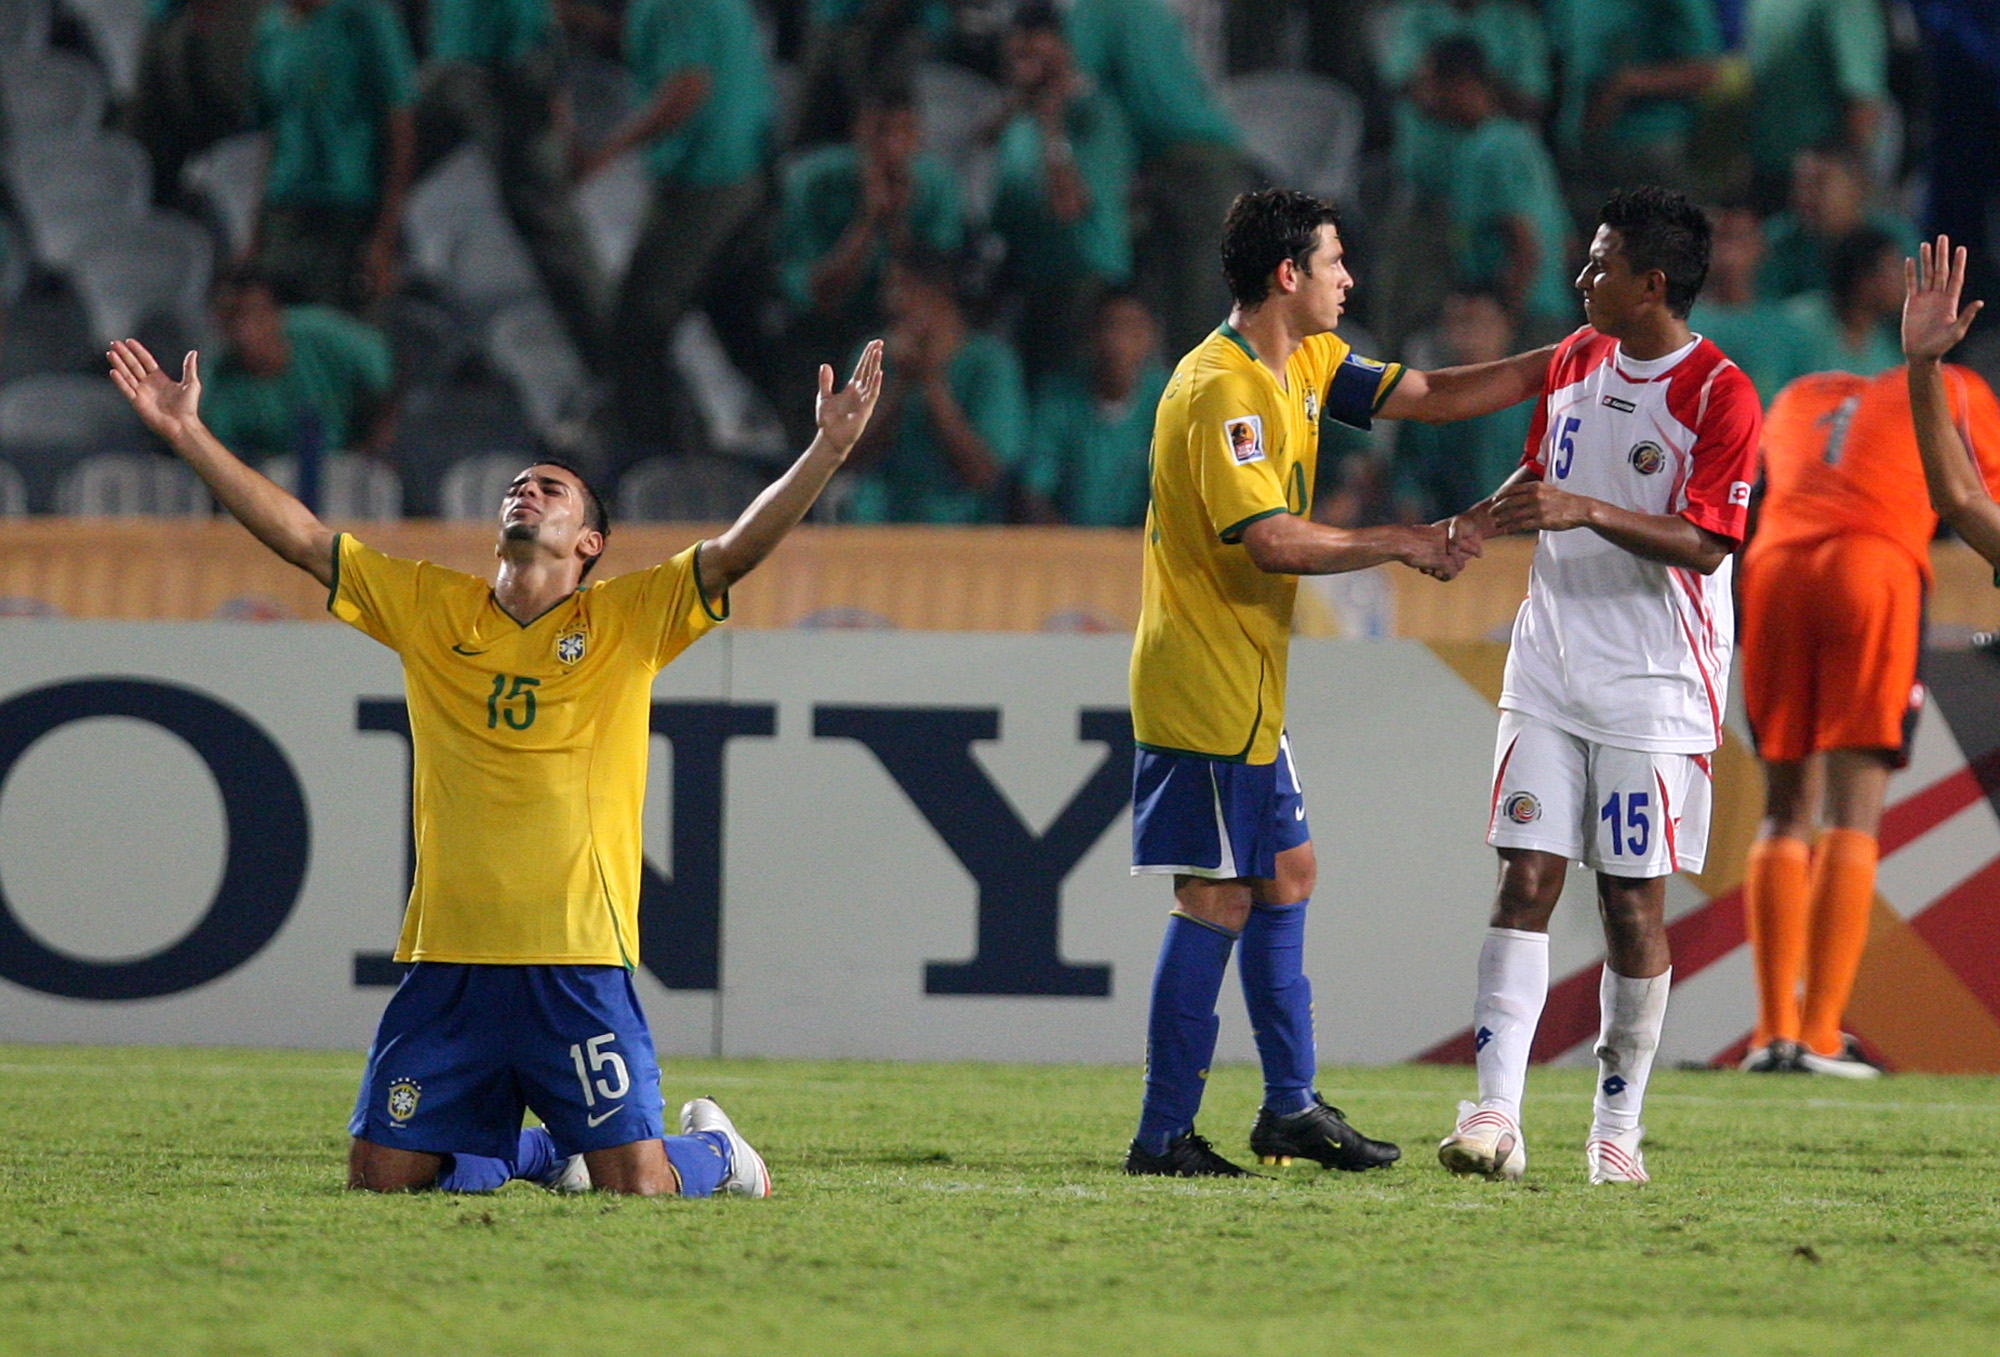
[1377,343,1559,424]
[1904,236,2000,563]
[1489,473,1733,573]
[1241,513,1465,581]
[697,341,885,602]
[107,339,337,587]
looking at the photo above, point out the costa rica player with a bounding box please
[1439,187,1762,1184]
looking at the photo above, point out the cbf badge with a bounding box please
[1302,388,1320,423]
[386,1080,422,1124]
[555,627,587,666]
[1224,415,1266,464]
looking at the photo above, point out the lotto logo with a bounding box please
[1474,1026,1495,1052]
[1727,481,1752,506]
[1602,1075,1627,1098]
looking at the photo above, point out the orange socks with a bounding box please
[1800,828,1880,1058]
[1744,837,1811,1046]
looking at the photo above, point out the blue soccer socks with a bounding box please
[663,1131,734,1198]
[1135,910,1239,1155]
[1240,901,1316,1117]
[434,1125,563,1192]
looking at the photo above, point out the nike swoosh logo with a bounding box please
[451,644,486,656]
[1294,805,1305,820]
[586,1106,623,1128]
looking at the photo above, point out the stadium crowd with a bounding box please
[0,0,1995,528]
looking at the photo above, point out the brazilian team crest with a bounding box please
[1628,441,1667,475]
[1302,389,1319,422]
[386,1080,421,1124]
[1502,792,1541,824]
[556,628,587,665]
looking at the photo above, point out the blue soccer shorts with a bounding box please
[1130,732,1310,881]
[349,963,666,1159]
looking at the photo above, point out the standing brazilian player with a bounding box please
[1125,188,1555,1177]
[110,334,883,1198]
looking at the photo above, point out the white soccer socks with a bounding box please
[1589,966,1670,1183]
[1471,927,1549,1125]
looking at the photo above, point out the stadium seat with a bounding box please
[617,455,767,523]
[3,131,152,270]
[61,0,147,99]
[388,378,531,515]
[912,61,1002,219]
[439,450,536,523]
[0,0,52,54]
[484,298,590,439]
[444,217,543,324]
[0,212,27,308]
[380,293,471,391]
[574,151,648,284]
[0,371,145,448]
[64,210,215,346]
[1222,71,1364,207]
[672,312,788,463]
[179,132,264,260]
[0,457,27,515]
[260,452,403,521]
[54,451,211,516]
[404,144,508,284]
[0,48,106,141]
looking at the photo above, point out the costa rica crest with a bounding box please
[1502,792,1541,824]
[1628,441,1667,475]
[556,628,587,665]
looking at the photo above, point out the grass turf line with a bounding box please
[3,1046,1997,1357]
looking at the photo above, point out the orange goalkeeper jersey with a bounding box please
[1751,364,2000,582]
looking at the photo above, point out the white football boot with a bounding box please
[543,1153,592,1194]
[1438,1101,1526,1181]
[1585,1126,1649,1184]
[679,1096,773,1198]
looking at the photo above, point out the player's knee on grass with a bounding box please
[348,1139,442,1192]
[582,1139,680,1196]
[1491,849,1565,930]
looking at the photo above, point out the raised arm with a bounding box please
[1377,344,1557,424]
[696,341,885,604]
[107,339,337,586]
[1904,236,2000,564]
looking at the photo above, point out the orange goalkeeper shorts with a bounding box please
[1739,533,1925,766]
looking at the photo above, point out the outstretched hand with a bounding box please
[107,339,201,439]
[816,339,886,454]
[1904,235,1984,364]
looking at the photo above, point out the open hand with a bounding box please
[816,339,886,454]
[1903,234,1984,364]
[107,339,200,439]
[1402,522,1465,581]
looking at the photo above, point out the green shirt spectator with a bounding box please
[1547,0,1720,158]
[625,0,772,188]
[428,0,553,67]
[1689,299,1822,403]
[779,143,962,324]
[1063,0,1238,158]
[204,292,394,457]
[1758,207,1917,300]
[1746,0,1888,179]
[1782,293,1900,376]
[991,85,1135,287]
[849,331,1028,523]
[1380,0,1550,199]
[1022,358,1165,527]
[253,0,416,211]
[1781,223,1908,378]
[1445,117,1571,330]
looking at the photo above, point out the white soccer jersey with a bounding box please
[1499,328,1761,753]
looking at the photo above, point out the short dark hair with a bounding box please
[1428,35,1489,87]
[1598,186,1712,317]
[1220,188,1342,309]
[524,456,610,579]
[1014,0,1063,33]
[1827,224,1899,309]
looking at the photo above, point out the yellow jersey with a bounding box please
[330,535,726,966]
[1130,324,1403,763]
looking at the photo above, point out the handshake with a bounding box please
[1399,477,1570,581]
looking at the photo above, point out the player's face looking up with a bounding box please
[499,466,604,575]
[1575,226,1655,338]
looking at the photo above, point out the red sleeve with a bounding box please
[1679,361,1762,545]
[1521,328,1597,475]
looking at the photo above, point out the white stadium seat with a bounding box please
[439,450,535,523]
[260,452,404,522]
[179,132,265,260]
[3,130,151,270]
[65,210,216,346]
[1223,71,1365,207]
[0,47,106,140]
[617,455,766,523]
[55,451,212,516]
[0,371,146,449]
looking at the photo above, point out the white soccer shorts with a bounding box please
[1485,710,1712,877]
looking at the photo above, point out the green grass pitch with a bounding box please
[4,1046,1998,1356]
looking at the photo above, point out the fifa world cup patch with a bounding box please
[1628,441,1666,475]
[1224,415,1266,464]
[555,627,588,665]
[386,1080,422,1124]
[1502,792,1541,824]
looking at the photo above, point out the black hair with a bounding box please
[520,456,610,579]
[1827,224,1899,310]
[1598,186,1712,317]
[1013,0,1063,33]
[888,245,963,304]
[1220,188,1342,309]
[211,262,277,300]
[1428,35,1489,87]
